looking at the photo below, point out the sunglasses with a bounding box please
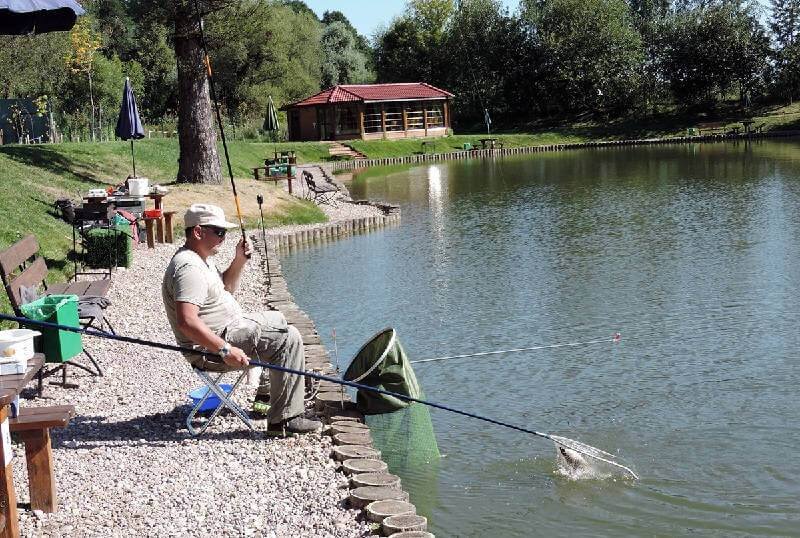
[202,226,227,239]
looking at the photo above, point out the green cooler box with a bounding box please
[20,294,83,362]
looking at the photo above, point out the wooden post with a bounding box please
[402,104,408,137]
[359,107,365,139]
[144,218,156,248]
[164,212,176,244]
[156,217,165,243]
[423,102,428,136]
[0,406,19,538]
[381,104,387,136]
[444,101,450,131]
[19,430,56,513]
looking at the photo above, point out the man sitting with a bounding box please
[162,203,321,434]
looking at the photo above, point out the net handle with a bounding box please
[349,329,397,383]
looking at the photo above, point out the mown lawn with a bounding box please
[0,139,327,322]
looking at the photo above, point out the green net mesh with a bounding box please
[343,328,440,465]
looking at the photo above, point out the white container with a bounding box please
[128,177,149,196]
[87,188,108,198]
[0,357,27,375]
[0,329,40,361]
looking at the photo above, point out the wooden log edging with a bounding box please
[323,129,800,172]
[271,204,401,252]
[250,234,430,537]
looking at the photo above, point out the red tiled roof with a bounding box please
[283,83,453,109]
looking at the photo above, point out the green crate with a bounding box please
[83,224,132,268]
[20,295,83,362]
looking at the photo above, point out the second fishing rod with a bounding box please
[0,312,638,479]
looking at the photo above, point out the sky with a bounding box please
[302,0,521,38]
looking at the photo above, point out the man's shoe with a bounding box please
[267,415,322,435]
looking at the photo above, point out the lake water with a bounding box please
[280,141,800,537]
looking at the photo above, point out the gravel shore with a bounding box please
[265,166,384,237]
[12,237,370,537]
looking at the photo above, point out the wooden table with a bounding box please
[147,193,169,243]
[741,119,755,134]
[0,355,44,538]
[478,137,498,149]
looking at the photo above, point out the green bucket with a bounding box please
[20,294,82,362]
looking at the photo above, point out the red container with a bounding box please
[143,208,162,219]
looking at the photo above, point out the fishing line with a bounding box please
[412,333,622,364]
[0,313,637,479]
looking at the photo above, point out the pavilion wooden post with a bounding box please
[444,101,450,131]
[402,104,408,137]
[423,102,428,136]
[380,104,387,136]
[359,106,365,139]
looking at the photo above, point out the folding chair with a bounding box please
[186,368,255,436]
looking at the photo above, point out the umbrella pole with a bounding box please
[131,139,136,177]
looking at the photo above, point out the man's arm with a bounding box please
[175,302,249,367]
[221,237,252,293]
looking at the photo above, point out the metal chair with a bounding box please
[186,368,255,436]
[302,171,340,207]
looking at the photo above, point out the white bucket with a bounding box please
[128,177,149,196]
[0,329,40,361]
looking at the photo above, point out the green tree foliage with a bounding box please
[770,0,800,102]
[527,0,646,114]
[375,0,455,86]
[320,21,374,87]
[0,33,71,99]
[208,0,323,119]
[375,17,430,82]
[440,0,525,122]
[658,2,769,107]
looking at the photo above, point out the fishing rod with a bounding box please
[411,333,622,365]
[192,0,247,247]
[255,194,271,287]
[0,313,637,479]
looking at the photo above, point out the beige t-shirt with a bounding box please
[162,247,242,347]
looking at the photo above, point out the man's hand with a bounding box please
[223,345,249,367]
[235,236,253,261]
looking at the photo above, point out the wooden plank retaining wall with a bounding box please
[251,221,431,536]
[270,210,401,252]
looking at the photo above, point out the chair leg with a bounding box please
[186,370,254,436]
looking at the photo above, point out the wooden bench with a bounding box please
[696,122,727,135]
[0,235,110,318]
[0,235,110,382]
[10,405,74,512]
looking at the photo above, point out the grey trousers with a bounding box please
[188,311,306,424]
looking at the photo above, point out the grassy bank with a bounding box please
[0,139,327,319]
[346,102,800,159]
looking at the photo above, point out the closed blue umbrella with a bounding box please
[115,77,145,177]
[0,0,84,35]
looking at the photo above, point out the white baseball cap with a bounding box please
[184,204,238,229]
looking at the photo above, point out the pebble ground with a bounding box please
[12,235,371,537]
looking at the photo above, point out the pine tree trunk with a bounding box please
[174,12,221,184]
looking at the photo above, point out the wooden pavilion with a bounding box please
[281,83,454,142]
